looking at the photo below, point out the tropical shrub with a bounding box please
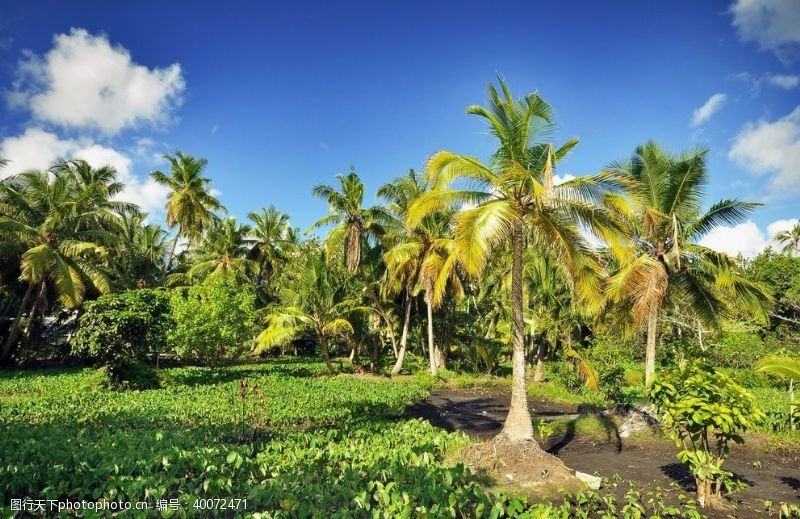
[708,329,768,369]
[649,362,765,507]
[169,273,257,364]
[71,289,172,387]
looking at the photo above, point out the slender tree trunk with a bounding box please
[345,221,362,273]
[318,333,334,374]
[502,225,535,441]
[390,293,413,376]
[790,379,795,431]
[1,283,35,363]
[696,477,710,508]
[163,225,182,274]
[533,339,547,383]
[426,297,437,376]
[385,316,398,358]
[645,307,658,386]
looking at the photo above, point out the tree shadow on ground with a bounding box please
[547,410,621,455]
[781,476,800,492]
[659,462,755,493]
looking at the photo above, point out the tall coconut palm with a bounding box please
[255,251,362,373]
[408,78,619,442]
[184,217,257,282]
[385,209,463,375]
[0,170,112,360]
[150,152,224,273]
[607,141,771,385]
[775,221,800,257]
[247,206,296,303]
[309,168,388,273]
[378,170,429,375]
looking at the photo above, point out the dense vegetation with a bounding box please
[1,78,799,515]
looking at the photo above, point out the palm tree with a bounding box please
[408,78,616,442]
[775,221,800,257]
[385,209,463,375]
[112,209,168,288]
[184,217,257,282]
[378,170,429,375]
[255,251,362,373]
[0,169,112,360]
[756,355,799,430]
[150,152,224,272]
[607,142,771,386]
[247,206,296,303]
[309,168,388,273]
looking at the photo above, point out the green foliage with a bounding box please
[169,274,257,364]
[708,329,769,369]
[71,289,172,387]
[649,362,766,506]
[0,359,721,518]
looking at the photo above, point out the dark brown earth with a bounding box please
[405,388,800,518]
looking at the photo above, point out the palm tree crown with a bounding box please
[150,152,224,272]
[409,78,621,441]
[309,168,388,273]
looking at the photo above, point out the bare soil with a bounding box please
[405,388,800,518]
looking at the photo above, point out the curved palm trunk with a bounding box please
[1,283,35,363]
[502,226,535,441]
[390,293,413,376]
[345,221,362,273]
[645,308,658,386]
[163,225,182,274]
[426,297,438,376]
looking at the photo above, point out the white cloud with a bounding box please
[765,73,799,88]
[730,0,800,54]
[690,93,727,127]
[699,218,800,257]
[767,218,799,238]
[553,173,575,185]
[0,129,168,214]
[699,221,766,257]
[8,28,184,135]
[74,144,168,214]
[728,105,800,196]
[0,127,77,175]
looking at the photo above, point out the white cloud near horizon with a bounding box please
[691,93,727,127]
[699,218,799,257]
[730,0,800,56]
[728,105,800,197]
[7,28,184,135]
[0,128,168,215]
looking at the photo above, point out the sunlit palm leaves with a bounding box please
[150,152,224,271]
[309,168,389,273]
[606,141,771,384]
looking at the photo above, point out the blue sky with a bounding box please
[0,0,798,256]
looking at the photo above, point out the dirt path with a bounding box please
[405,388,800,518]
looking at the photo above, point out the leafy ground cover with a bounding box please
[1,359,798,518]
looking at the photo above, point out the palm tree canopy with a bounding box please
[775,221,800,257]
[0,169,113,307]
[150,152,224,243]
[606,141,771,326]
[309,167,390,272]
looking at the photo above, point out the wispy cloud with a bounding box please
[690,93,727,127]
